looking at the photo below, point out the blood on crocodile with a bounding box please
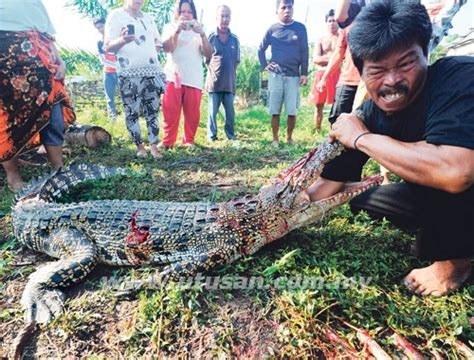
[127,211,150,245]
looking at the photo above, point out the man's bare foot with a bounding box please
[402,259,471,296]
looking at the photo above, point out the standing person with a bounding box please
[258,0,309,148]
[160,0,213,149]
[0,0,75,192]
[316,24,360,126]
[104,0,166,159]
[303,0,473,296]
[205,5,240,142]
[310,9,339,133]
[93,17,118,122]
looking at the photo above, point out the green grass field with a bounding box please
[0,98,472,358]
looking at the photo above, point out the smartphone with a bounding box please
[127,24,135,35]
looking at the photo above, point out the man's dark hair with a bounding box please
[325,9,335,22]
[93,17,106,26]
[276,0,294,10]
[175,0,198,20]
[348,0,432,74]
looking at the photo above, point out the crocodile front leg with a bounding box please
[116,247,239,296]
[21,228,97,323]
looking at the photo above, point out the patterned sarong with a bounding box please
[0,31,75,162]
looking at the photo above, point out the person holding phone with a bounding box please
[104,0,166,159]
[160,0,213,149]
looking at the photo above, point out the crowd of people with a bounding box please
[0,0,472,297]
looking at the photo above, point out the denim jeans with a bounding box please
[104,72,118,119]
[207,92,236,141]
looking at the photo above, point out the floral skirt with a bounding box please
[0,31,75,162]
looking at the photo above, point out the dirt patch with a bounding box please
[185,294,280,358]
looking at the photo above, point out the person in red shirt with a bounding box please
[93,17,119,122]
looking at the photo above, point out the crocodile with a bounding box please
[12,140,382,324]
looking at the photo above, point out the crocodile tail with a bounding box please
[14,164,127,204]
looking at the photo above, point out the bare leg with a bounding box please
[271,114,280,147]
[315,104,324,133]
[44,145,63,170]
[2,158,25,191]
[403,259,471,296]
[287,115,296,145]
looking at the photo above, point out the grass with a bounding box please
[0,97,472,358]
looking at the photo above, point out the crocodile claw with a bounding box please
[21,284,65,324]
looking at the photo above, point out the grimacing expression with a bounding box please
[217,6,231,31]
[362,43,428,113]
[277,2,294,24]
[179,2,194,21]
[326,16,338,33]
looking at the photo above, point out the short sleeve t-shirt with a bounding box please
[321,56,474,182]
[162,23,204,90]
[104,8,162,77]
[0,0,55,34]
[205,29,240,93]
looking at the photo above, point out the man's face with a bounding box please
[326,16,338,34]
[362,43,428,113]
[217,6,231,31]
[94,23,105,35]
[277,1,294,24]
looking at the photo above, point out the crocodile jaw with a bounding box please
[286,175,383,231]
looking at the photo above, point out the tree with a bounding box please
[69,0,175,32]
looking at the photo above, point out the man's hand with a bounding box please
[265,62,278,72]
[316,77,326,92]
[300,75,308,86]
[329,112,370,149]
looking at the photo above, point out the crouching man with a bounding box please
[304,0,473,296]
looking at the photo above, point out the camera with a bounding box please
[184,21,194,30]
[126,24,135,35]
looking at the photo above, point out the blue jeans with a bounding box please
[104,72,118,118]
[207,92,236,141]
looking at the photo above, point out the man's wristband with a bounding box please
[353,132,371,151]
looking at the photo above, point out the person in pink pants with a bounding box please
[161,0,213,148]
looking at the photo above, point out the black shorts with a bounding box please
[328,84,358,124]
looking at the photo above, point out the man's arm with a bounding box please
[305,177,346,202]
[313,37,329,67]
[335,0,351,24]
[316,31,346,91]
[357,136,474,193]
[299,25,309,85]
[330,113,474,193]
[258,30,271,70]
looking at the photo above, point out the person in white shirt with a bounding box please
[160,0,213,149]
[104,0,166,159]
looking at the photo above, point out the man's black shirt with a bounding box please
[321,56,474,182]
